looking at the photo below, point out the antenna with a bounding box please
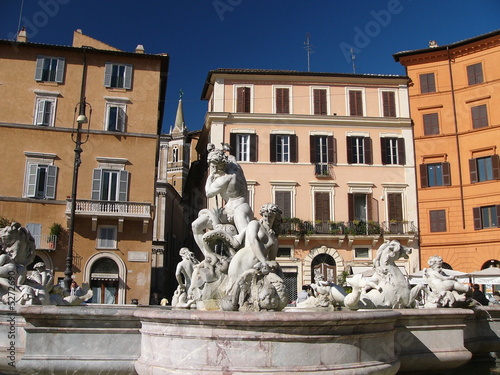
[16,0,25,40]
[350,48,356,74]
[304,33,315,72]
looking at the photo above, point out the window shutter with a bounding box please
[104,63,112,87]
[314,192,330,221]
[276,88,289,114]
[348,193,354,221]
[313,89,327,115]
[290,135,298,163]
[27,164,38,197]
[249,134,258,162]
[92,168,103,200]
[364,137,372,165]
[420,164,428,188]
[275,191,291,218]
[229,133,237,157]
[346,136,353,164]
[45,165,58,199]
[496,205,500,228]
[35,56,44,81]
[473,207,482,230]
[55,57,65,83]
[467,65,475,86]
[35,100,47,125]
[380,138,388,165]
[420,74,428,94]
[442,162,451,186]
[492,154,500,180]
[349,91,362,116]
[124,64,133,89]
[382,91,396,117]
[327,136,335,164]
[397,138,406,165]
[367,194,373,221]
[469,158,478,183]
[118,107,126,131]
[388,193,403,221]
[118,170,129,202]
[310,136,316,163]
[270,134,277,162]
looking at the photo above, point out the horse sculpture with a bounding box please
[344,240,423,310]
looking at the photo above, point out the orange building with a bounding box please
[199,69,419,301]
[394,30,500,273]
[0,30,169,304]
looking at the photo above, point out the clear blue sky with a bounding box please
[1,0,499,132]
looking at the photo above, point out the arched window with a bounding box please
[311,253,336,283]
[89,257,119,304]
[172,147,179,163]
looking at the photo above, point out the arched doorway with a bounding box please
[481,259,500,269]
[303,246,345,285]
[311,253,336,283]
[89,257,119,304]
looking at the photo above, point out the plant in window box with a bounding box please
[49,223,63,249]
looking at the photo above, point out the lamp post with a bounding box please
[64,50,90,293]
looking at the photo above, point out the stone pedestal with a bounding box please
[135,308,401,375]
[0,307,26,375]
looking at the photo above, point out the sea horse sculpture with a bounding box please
[344,240,423,310]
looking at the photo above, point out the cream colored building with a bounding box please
[199,69,419,301]
[0,30,169,304]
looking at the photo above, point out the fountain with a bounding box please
[0,144,498,374]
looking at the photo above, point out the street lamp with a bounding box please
[64,48,91,293]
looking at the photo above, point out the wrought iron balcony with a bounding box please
[314,163,331,177]
[382,221,417,235]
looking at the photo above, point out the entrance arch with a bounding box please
[303,246,345,285]
[84,252,126,304]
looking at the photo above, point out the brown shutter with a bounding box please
[496,205,500,227]
[327,136,335,164]
[348,193,354,221]
[420,74,428,94]
[283,89,289,114]
[382,91,396,117]
[315,192,330,221]
[276,191,291,218]
[473,207,482,230]
[469,158,478,183]
[364,137,372,165]
[244,87,250,112]
[249,134,257,162]
[310,136,316,163]
[420,164,428,188]
[276,88,289,114]
[381,138,388,165]
[349,91,363,116]
[442,162,451,186]
[236,87,244,112]
[346,136,353,164]
[314,89,327,115]
[290,135,298,163]
[229,133,237,157]
[270,134,277,162]
[388,193,403,221]
[397,138,406,165]
[492,154,500,180]
[367,193,373,221]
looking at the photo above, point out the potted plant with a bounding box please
[49,223,63,249]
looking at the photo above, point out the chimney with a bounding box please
[428,40,438,48]
[135,44,145,54]
[17,27,27,43]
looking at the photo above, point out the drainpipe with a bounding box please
[447,46,466,229]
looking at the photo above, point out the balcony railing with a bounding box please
[280,219,419,237]
[31,234,58,251]
[65,199,151,218]
[314,163,331,177]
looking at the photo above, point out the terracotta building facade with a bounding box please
[0,30,169,304]
[199,69,419,301]
[394,30,500,272]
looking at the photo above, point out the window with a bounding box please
[229,133,257,162]
[313,89,327,115]
[423,113,439,135]
[314,192,331,222]
[469,155,500,183]
[471,104,488,129]
[277,246,292,258]
[35,56,65,83]
[348,193,372,222]
[347,136,372,164]
[26,223,42,248]
[275,190,292,218]
[420,162,451,187]
[104,63,133,89]
[236,86,251,113]
[172,147,179,163]
[381,137,405,165]
[275,88,290,114]
[34,96,57,126]
[270,134,297,163]
[430,209,447,232]
[473,205,500,230]
[25,163,58,199]
[105,103,126,132]
[354,247,370,259]
[467,63,484,85]
[420,73,436,94]
[387,193,403,222]
[382,91,396,117]
[92,169,129,201]
[310,135,335,174]
[349,90,363,116]
[97,226,117,249]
